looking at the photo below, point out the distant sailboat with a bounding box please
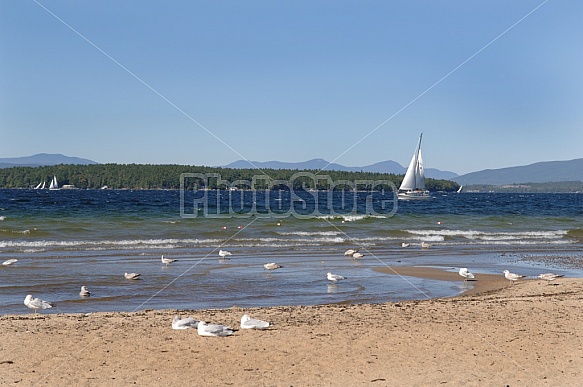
[457,185,463,193]
[398,133,432,200]
[48,175,60,190]
[34,180,45,189]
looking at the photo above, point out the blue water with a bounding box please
[1,189,582,314]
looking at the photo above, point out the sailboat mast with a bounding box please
[415,133,423,188]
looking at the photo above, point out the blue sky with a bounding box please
[1,1,581,175]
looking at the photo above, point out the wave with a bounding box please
[277,231,342,236]
[404,229,568,241]
[316,214,387,222]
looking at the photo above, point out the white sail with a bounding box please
[41,181,46,189]
[417,148,425,190]
[34,181,43,189]
[49,176,59,190]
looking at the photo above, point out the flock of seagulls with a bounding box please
[457,268,565,286]
[13,246,568,315]
[171,313,272,336]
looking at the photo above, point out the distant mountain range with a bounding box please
[0,153,98,168]
[224,159,459,180]
[453,158,583,185]
[2,154,582,185]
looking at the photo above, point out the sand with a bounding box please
[1,270,582,386]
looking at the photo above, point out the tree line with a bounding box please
[0,164,460,191]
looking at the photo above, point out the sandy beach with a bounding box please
[1,270,582,386]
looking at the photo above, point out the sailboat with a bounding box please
[34,180,46,189]
[398,133,432,200]
[48,175,60,190]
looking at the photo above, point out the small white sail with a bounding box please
[34,181,43,189]
[41,181,46,189]
[49,176,59,190]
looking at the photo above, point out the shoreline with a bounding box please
[373,265,511,297]
[2,268,582,385]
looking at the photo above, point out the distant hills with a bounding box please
[224,159,459,180]
[0,153,98,168]
[453,158,583,185]
[2,154,582,186]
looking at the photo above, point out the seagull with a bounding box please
[124,272,141,280]
[218,249,232,259]
[401,243,410,248]
[421,242,431,249]
[79,286,90,297]
[352,252,364,259]
[240,314,271,330]
[172,315,200,330]
[24,294,55,313]
[458,268,475,281]
[161,255,177,266]
[263,262,282,270]
[327,272,346,283]
[503,270,525,284]
[2,259,18,266]
[197,321,234,337]
[537,273,564,281]
[344,249,358,256]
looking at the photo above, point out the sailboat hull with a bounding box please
[398,190,432,200]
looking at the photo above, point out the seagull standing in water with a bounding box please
[124,272,141,280]
[2,259,18,266]
[197,321,234,337]
[79,286,90,297]
[240,314,271,330]
[263,262,282,270]
[218,249,232,259]
[24,294,55,313]
[161,255,177,266]
[503,270,525,284]
[327,272,346,283]
[458,268,475,281]
[344,249,358,256]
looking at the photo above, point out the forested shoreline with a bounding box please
[0,164,460,191]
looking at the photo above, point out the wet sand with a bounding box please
[1,268,582,386]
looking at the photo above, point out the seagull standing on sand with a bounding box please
[538,273,564,281]
[124,272,141,280]
[2,259,18,266]
[503,270,525,284]
[172,315,200,330]
[263,262,282,270]
[197,321,234,337]
[24,294,55,313]
[161,255,177,266]
[327,272,346,283]
[218,249,232,259]
[79,286,90,297]
[458,268,475,281]
[240,314,271,330]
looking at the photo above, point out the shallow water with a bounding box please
[1,189,582,314]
